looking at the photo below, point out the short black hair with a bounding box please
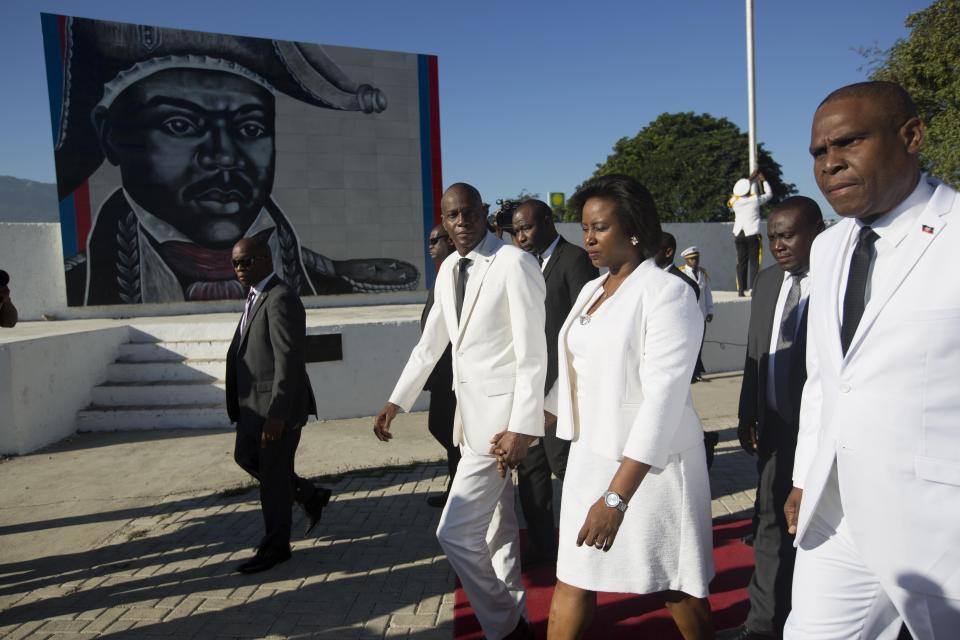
[818,81,918,129]
[444,182,483,207]
[516,199,554,223]
[770,195,824,230]
[569,174,662,258]
[660,231,676,251]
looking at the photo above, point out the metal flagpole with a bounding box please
[746,0,758,179]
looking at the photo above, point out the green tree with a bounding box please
[583,112,795,222]
[862,0,960,187]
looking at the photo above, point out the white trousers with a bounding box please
[436,442,525,640]
[785,464,960,639]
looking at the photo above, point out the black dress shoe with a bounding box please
[716,625,775,640]
[426,493,448,508]
[237,546,292,574]
[304,487,332,535]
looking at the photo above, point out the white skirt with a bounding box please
[556,439,715,597]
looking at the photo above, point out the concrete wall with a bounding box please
[0,326,127,454]
[0,223,68,320]
[308,319,430,419]
[557,221,773,292]
[0,291,748,453]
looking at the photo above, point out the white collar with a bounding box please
[250,272,276,296]
[463,231,499,261]
[538,234,561,262]
[856,174,934,248]
[122,189,276,244]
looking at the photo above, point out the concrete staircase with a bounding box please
[77,325,234,431]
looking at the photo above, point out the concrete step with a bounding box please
[77,404,231,431]
[116,341,231,363]
[128,323,238,343]
[92,382,226,407]
[106,360,225,383]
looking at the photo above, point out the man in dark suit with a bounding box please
[654,232,701,299]
[422,225,460,508]
[721,196,824,639]
[226,237,331,574]
[512,199,599,564]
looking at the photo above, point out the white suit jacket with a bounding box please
[729,181,772,236]
[794,177,960,598]
[389,232,547,452]
[545,259,704,469]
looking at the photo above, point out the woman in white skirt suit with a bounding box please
[543,175,715,639]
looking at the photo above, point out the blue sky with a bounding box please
[0,0,932,217]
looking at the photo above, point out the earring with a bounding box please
[630,236,639,246]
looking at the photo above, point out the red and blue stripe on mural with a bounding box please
[418,54,443,289]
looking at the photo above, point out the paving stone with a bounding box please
[0,377,753,640]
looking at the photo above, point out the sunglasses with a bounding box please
[231,256,266,268]
[428,235,449,245]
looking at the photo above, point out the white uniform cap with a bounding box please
[733,178,751,196]
[680,246,700,259]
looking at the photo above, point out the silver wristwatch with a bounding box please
[603,491,628,513]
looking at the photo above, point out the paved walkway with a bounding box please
[0,374,756,639]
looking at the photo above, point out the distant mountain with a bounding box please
[0,175,59,223]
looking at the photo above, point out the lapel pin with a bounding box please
[922,224,934,234]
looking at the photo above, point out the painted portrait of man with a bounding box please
[43,16,430,306]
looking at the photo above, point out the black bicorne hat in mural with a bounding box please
[51,15,388,198]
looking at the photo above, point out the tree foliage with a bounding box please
[864,0,960,187]
[582,112,795,222]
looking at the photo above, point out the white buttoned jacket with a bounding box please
[545,259,705,469]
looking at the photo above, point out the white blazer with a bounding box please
[545,259,704,469]
[795,177,960,599]
[389,232,547,453]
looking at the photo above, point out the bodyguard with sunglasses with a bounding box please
[226,237,331,574]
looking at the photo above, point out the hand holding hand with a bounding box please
[577,497,625,552]
[737,422,758,455]
[261,417,284,448]
[784,487,803,535]
[489,431,536,478]
[373,402,400,442]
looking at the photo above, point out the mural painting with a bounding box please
[40,14,443,306]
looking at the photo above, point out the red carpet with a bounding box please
[453,518,753,639]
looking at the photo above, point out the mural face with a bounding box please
[98,69,277,249]
[41,14,443,306]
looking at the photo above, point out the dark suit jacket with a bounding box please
[226,276,317,428]
[668,264,701,301]
[543,237,599,393]
[420,286,453,392]
[738,265,808,443]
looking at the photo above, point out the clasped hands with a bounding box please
[489,411,557,478]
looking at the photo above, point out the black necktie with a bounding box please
[537,253,544,267]
[840,226,879,355]
[455,258,471,322]
[775,273,803,415]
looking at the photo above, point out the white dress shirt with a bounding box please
[766,271,810,412]
[537,235,561,271]
[240,271,276,332]
[836,177,934,323]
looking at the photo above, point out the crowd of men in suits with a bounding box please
[222,80,958,639]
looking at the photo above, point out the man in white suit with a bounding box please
[374,183,547,640]
[784,81,960,639]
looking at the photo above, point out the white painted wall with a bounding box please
[557,221,773,292]
[0,223,68,320]
[0,326,127,454]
